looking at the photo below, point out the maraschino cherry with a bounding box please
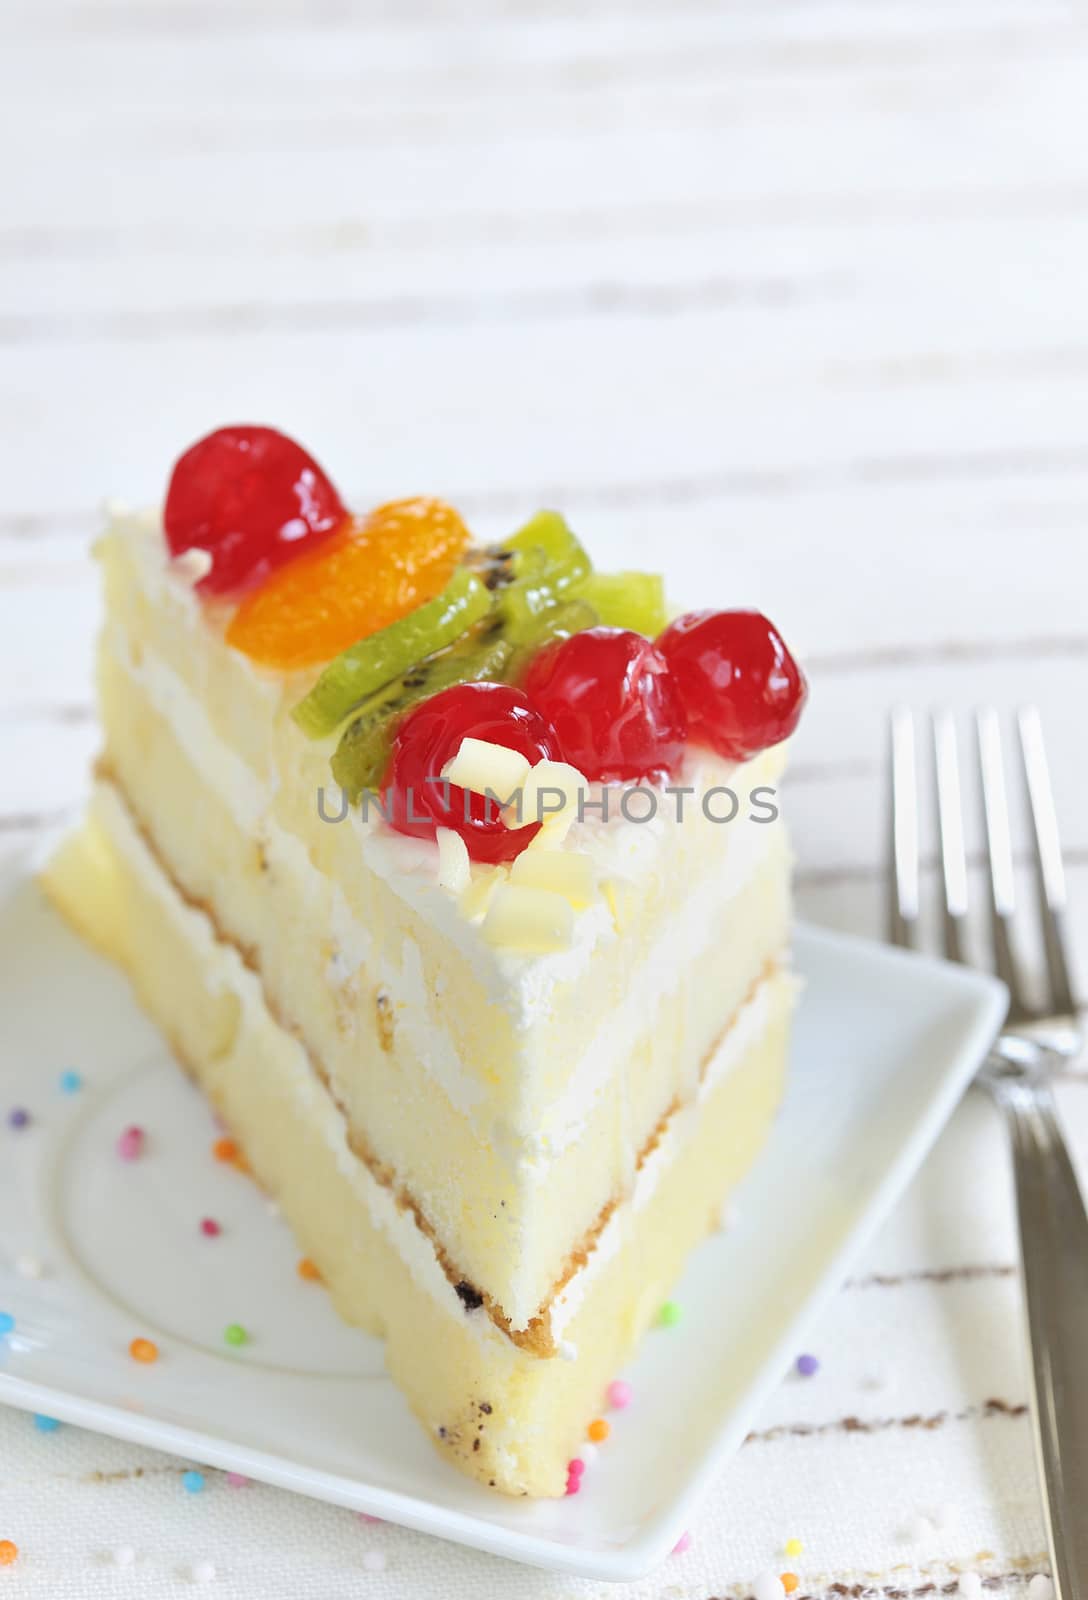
[524,627,686,784]
[384,683,561,863]
[657,609,807,761]
[164,425,347,595]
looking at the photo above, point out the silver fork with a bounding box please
[890,706,1087,1596]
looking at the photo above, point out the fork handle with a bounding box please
[991,1070,1088,1595]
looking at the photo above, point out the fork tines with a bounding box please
[889,706,1077,1030]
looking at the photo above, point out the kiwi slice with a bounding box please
[329,595,600,802]
[506,597,599,681]
[330,625,515,801]
[504,510,591,594]
[572,571,667,638]
[292,567,492,740]
[320,514,595,796]
[469,510,592,638]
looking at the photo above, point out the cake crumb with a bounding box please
[375,989,395,1052]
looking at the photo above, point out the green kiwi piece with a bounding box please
[322,515,593,796]
[330,627,515,802]
[572,571,667,638]
[506,597,599,682]
[292,567,492,740]
[504,510,591,593]
[474,511,592,637]
[463,540,548,592]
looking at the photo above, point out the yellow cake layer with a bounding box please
[41,785,792,1497]
[92,514,794,1332]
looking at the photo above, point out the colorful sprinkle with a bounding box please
[33,1415,60,1432]
[59,1071,83,1094]
[223,1323,248,1347]
[15,1256,43,1280]
[564,1474,581,1496]
[0,1313,14,1336]
[785,1539,803,1557]
[567,1458,585,1479]
[658,1300,682,1328]
[0,1541,17,1567]
[181,1470,205,1494]
[111,1547,136,1569]
[782,1575,800,1594]
[225,1473,250,1489]
[200,1219,221,1238]
[587,1418,610,1443]
[606,1379,633,1410]
[8,1108,30,1130]
[362,1551,387,1573]
[116,1125,145,1162]
[297,1257,321,1281]
[129,1337,159,1364]
[795,1353,819,1377]
[579,1442,598,1466]
[672,1531,692,1556]
[212,1137,239,1164]
[189,1560,216,1583]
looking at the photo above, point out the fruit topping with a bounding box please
[470,511,592,634]
[226,496,470,671]
[330,625,515,801]
[505,597,599,683]
[657,609,807,761]
[572,572,667,638]
[164,425,346,596]
[524,627,686,784]
[383,683,560,863]
[292,566,490,737]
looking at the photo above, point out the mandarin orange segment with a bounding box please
[225,497,471,671]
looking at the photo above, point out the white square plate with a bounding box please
[0,860,1005,1581]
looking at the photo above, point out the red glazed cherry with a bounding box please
[384,683,561,864]
[164,425,347,596]
[524,627,686,784]
[657,609,807,761]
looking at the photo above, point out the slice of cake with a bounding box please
[43,426,807,1497]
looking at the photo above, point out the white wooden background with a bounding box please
[3,1,1088,1596]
